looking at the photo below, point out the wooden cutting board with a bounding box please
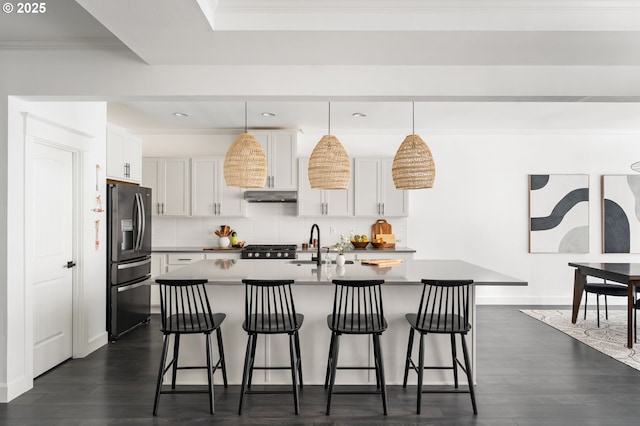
[361,259,404,267]
[371,219,392,239]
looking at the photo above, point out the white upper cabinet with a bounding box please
[142,158,190,216]
[106,124,142,183]
[297,157,353,217]
[191,157,246,217]
[253,131,297,190]
[354,158,408,217]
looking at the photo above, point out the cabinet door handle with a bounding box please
[381,203,385,215]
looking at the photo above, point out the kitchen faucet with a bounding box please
[309,223,321,267]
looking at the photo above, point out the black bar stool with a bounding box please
[238,279,304,415]
[153,279,227,415]
[402,279,477,415]
[325,279,387,415]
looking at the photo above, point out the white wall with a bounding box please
[2,98,107,401]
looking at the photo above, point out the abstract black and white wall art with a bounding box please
[602,175,640,253]
[529,174,589,253]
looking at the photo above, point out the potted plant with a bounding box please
[333,234,354,266]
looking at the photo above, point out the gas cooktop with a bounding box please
[241,244,297,259]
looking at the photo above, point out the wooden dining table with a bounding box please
[569,262,640,348]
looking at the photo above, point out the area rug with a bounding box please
[521,309,640,371]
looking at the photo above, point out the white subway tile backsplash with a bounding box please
[152,208,407,248]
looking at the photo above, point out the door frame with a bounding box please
[23,113,87,379]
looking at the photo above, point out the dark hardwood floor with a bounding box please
[3,306,640,425]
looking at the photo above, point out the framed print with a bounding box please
[529,174,589,253]
[602,175,640,253]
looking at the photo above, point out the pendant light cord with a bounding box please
[244,101,248,133]
[412,101,415,136]
[328,102,331,135]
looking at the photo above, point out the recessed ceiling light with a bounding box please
[352,112,367,118]
[261,112,277,117]
[173,112,189,117]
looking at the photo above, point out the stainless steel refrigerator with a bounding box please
[107,183,152,341]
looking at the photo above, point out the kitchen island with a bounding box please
[152,259,525,387]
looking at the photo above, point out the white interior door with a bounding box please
[31,141,74,377]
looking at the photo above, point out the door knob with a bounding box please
[65,261,76,268]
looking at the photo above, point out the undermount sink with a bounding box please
[288,260,354,265]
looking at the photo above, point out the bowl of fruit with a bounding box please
[350,234,370,249]
[370,237,386,249]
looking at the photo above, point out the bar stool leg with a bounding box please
[171,334,180,389]
[215,327,228,387]
[238,333,255,415]
[324,332,336,389]
[451,333,459,388]
[294,331,303,389]
[460,334,478,414]
[372,333,387,415]
[247,333,258,389]
[403,328,415,388]
[596,294,601,327]
[325,333,341,415]
[205,333,214,414]
[417,333,425,415]
[153,334,171,416]
[288,333,300,415]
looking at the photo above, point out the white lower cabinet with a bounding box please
[351,251,414,261]
[150,254,167,312]
[166,253,205,271]
[205,252,241,260]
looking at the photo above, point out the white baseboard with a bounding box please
[0,375,33,403]
[74,331,108,359]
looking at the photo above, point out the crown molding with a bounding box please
[0,38,127,50]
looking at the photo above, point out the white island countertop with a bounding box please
[154,258,526,286]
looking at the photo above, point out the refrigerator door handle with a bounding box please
[139,192,146,251]
[117,280,149,293]
[116,258,152,270]
[134,193,143,251]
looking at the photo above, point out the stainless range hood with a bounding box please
[244,190,297,203]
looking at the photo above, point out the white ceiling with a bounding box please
[3,0,640,133]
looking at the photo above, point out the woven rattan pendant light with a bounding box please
[308,102,351,189]
[224,102,267,188]
[392,102,436,189]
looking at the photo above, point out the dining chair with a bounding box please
[153,279,227,415]
[583,279,628,327]
[402,279,477,415]
[238,279,304,415]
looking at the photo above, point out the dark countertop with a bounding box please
[153,246,417,254]
[154,258,526,286]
